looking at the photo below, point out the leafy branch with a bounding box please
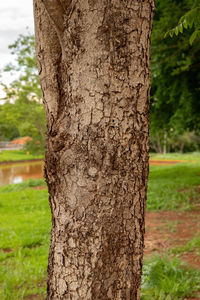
[165,1,200,45]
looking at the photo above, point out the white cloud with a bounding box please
[0,0,34,96]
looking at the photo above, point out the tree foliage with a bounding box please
[165,0,200,45]
[0,34,45,153]
[3,34,41,101]
[150,0,200,152]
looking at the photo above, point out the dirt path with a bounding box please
[149,159,186,165]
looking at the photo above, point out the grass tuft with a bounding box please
[141,255,200,299]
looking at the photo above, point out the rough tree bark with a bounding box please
[33,1,154,299]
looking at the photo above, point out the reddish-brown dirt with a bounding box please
[144,209,200,269]
[149,159,186,165]
[32,186,46,190]
[25,295,44,300]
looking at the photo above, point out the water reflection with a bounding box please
[0,161,44,186]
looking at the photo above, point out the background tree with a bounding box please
[0,34,46,153]
[34,0,154,299]
[150,0,200,153]
[3,34,41,102]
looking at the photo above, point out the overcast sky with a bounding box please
[0,0,34,97]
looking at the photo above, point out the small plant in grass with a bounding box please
[141,255,200,299]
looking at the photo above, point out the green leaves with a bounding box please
[165,5,200,44]
[0,34,46,153]
[2,34,41,103]
[189,29,200,44]
[150,0,200,146]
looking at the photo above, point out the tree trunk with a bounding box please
[163,131,167,155]
[33,1,154,299]
[180,142,184,153]
[156,133,162,154]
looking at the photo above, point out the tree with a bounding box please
[150,0,200,153]
[2,34,41,102]
[0,118,19,141]
[1,35,46,152]
[34,1,154,298]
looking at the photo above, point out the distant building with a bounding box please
[8,136,33,150]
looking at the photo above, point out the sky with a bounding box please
[0,0,34,98]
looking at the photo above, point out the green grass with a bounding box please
[0,179,46,193]
[0,150,43,163]
[0,182,50,299]
[147,152,200,210]
[141,255,200,300]
[0,153,200,298]
[172,235,200,255]
[150,151,200,161]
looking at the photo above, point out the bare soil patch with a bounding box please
[144,209,200,269]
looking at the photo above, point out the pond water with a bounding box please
[0,159,180,187]
[0,161,44,186]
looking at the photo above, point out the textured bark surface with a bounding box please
[34,1,154,299]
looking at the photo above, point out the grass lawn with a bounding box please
[148,152,200,210]
[150,151,200,161]
[0,182,50,299]
[0,152,200,299]
[0,150,44,163]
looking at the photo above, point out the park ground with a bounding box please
[0,150,43,164]
[0,152,200,299]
